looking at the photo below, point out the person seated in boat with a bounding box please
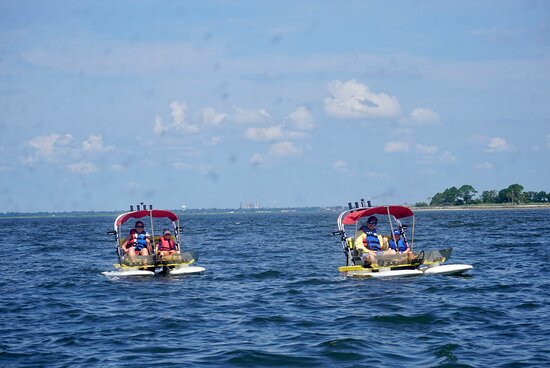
[354,216,391,265]
[389,229,411,254]
[121,221,152,259]
[157,228,178,260]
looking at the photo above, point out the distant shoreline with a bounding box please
[1,203,549,219]
[411,203,550,211]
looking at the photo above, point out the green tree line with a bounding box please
[415,184,549,207]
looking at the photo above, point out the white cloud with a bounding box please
[440,151,457,163]
[153,116,168,135]
[472,27,519,43]
[27,133,73,157]
[82,134,113,152]
[110,164,126,171]
[384,141,410,153]
[415,144,438,154]
[268,141,302,157]
[288,106,314,130]
[475,161,493,170]
[486,137,510,152]
[205,136,222,146]
[245,125,284,141]
[231,107,271,124]
[173,162,192,169]
[201,107,227,126]
[364,171,390,180]
[333,160,348,172]
[409,108,440,125]
[21,40,214,76]
[286,130,309,140]
[170,100,186,124]
[250,153,264,166]
[67,161,97,174]
[154,101,200,135]
[324,79,401,119]
[420,168,437,176]
[170,100,200,134]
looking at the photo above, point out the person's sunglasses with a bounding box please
[136,225,144,228]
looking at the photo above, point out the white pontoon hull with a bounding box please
[422,264,473,275]
[168,265,206,275]
[339,264,473,278]
[102,269,155,277]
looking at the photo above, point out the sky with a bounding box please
[1,0,549,212]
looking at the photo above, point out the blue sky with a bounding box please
[1,0,549,212]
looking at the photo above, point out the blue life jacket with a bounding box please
[134,232,148,251]
[361,226,381,251]
[389,238,408,252]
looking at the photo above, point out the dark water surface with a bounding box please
[1,209,550,367]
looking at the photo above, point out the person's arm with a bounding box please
[354,232,369,254]
[121,234,131,251]
[378,235,388,250]
[146,236,153,253]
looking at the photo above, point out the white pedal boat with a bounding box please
[103,204,205,277]
[334,201,472,278]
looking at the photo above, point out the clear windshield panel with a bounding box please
[417,248,453,264]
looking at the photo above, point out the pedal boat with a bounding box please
[102,206,205,277]
[334,202,472,278]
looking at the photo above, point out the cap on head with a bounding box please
[393,229,401,235]
[366,216,378,224]
[163,229,172,235]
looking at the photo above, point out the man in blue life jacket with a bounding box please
[354,216,384,265]
[122,221,152,262]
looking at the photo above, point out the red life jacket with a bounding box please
[158,237,176,251]
[127,229,137,246]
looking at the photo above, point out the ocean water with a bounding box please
[1,209,550,367]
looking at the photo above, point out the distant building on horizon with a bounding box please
[240,201,261,209]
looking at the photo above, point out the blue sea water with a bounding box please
[1,209,550,367]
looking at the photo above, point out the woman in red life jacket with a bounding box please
[157,228,178,259]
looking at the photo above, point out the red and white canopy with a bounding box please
[342,205,414,225]
[115,209,178,227]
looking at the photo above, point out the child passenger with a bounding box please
[157,228,178,259]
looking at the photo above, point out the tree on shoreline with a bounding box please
[430,183,548,206]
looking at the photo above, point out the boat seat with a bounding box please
[346,237,363,265]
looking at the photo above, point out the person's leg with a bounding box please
[126,247,137,263]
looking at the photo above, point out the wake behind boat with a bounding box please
[102,203,205,277]
[334,200,472,278]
